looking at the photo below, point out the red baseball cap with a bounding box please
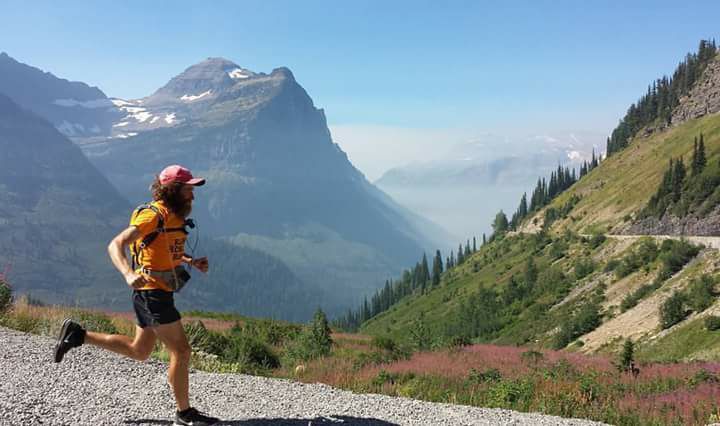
[158,165,206,186]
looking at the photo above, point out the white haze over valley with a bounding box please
[332,125,605,240]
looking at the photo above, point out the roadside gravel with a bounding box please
[0,327,609,425]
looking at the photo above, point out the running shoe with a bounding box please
[54,318,85,363]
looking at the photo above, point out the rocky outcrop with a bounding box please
[671,54,720,126]
[617,205,720,236]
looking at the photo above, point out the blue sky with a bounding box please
[2,1,719,178]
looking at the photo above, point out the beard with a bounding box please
[166,192,193,218]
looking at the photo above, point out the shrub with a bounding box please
[688,369,719,387]
[549,239,568,260]
[660,291,688,329]
[705,315,720,331]
[615,253,641,278]
[222,333,279,371]
[637,239,659,264]
[447,335,472,348]
[686,274,716,313]
[0,311,51,334]
[486,379,534,408]
[620,273,666,312]
[372,335,397,352]
[0,279,11,314]
[520,349,545,367]
[658,240,701,276]
[604,259,620,272]
[552,302,601,349]
[589,233,606,249]
[239,320,302,346]
[70,309,118,334]
[184,320,227,355]
[614,239,660,279]
[284,309,334,363]
[468,367,502,384]
[574,258,595,280]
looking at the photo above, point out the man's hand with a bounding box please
[191,257,209,273]
[124,272,148,289]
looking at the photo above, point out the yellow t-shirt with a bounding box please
[130,201,187,291]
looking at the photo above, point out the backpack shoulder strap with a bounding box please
[130,203,166,270]
[136,204,165,248]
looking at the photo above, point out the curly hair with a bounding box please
[150,178,192,217]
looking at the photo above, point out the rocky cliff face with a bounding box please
[616,205,720,236]
[671,54,720,126]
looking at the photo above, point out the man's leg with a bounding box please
[153,320,191,411]
[85,325,157,361]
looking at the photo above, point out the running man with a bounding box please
[53,165,220,426]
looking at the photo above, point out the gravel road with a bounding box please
[0,327,609,425]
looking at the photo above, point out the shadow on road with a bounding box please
[124,415,398,425]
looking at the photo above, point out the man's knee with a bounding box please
[170,343,192,363]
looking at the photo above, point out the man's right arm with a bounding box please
[108,226,147,289]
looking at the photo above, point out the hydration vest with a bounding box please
[129,203,195,270]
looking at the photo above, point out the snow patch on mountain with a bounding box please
[117,106,153,123]
[110,98,135,107]
[180,90,212,102]
[115,132,138,139]
[164,113,176,124]
[228,68,249,79]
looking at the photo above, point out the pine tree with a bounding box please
[457,243,464,264]
[362,297,371,322]
[472,237,477,252]
[691,136,699,175]
[591,149,598,169]
[310,308,333,356]
[492,210,509,235]
[524,257,538,288]
[671,156,686,202]
[482,233,486,246]
[698,133,707,171]
[617,339,635,372]
[432,250,442,287]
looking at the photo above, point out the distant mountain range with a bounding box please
[376,133,601,187]
[0,53,452,319]
[375,133,602,239]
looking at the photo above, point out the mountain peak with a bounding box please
[270,67,295,82]
[150,57,258,101]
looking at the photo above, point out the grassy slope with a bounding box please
[543,113,720,234]
[361,234,530,340]
[361,112,720,360]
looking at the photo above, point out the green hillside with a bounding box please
[539,112,720,235]
[360,104,720,362]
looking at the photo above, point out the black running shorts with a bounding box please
[132,290,181,328]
